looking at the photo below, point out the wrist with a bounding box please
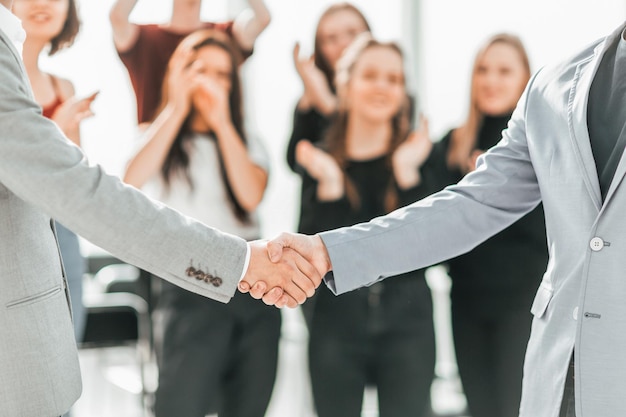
[212,118,235,138]
[394,164,421,189]
[316,168,344,199]
[313,234,332,275]
[165,102,189,121]
[317,179,344,201]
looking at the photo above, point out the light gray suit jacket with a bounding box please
[321,22,626,417]
[0,28,248,417]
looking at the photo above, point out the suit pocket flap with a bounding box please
[6,284,63,309]
[530,284,553,318]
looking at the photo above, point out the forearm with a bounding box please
[393,164,421,189]
[316,175,344,201]
[215,123,267,211]
[64,129,81,147]
[232,0,271,51]
[124,104,186,188]
[109,0,139,51]
[301,78,336,116]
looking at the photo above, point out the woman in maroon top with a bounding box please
[12,0,96,340]
[109,0,271,124]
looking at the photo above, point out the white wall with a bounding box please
[40,1,626,240]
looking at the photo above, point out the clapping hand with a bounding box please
[51,91,99,146]
[391,115,432,188]
[296,140,344,200]
[194,74,231,133]
[293,42,337,115]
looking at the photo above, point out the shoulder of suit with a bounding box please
[0,34,26,81]
[531,36,604,90]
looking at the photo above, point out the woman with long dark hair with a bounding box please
[124,29,280,417]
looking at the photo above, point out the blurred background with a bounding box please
[42,0,626,239]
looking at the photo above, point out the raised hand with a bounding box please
[296,140,344,200]
[51,91,99,145]
[293,42,337,115]
[391,115,432,188]
[239,239,323,308]
[166,48,202,116]
[193,74,231,133]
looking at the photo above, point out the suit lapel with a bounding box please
[567,23,626,210]
[602,123,626,207]
[602,28,626,207]
[568,50,604,210]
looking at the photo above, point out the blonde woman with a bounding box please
[421,33,547,417]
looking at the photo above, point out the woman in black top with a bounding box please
[421,34,548,417]
[287,3,371,239]
[293,33,435,417]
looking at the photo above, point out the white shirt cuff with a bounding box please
[239,242,251,282]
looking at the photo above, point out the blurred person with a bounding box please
[292,32,435,417]
[286,2,371,175]
[419,33,547,417]
[254,20,626,417]
[287,5,370,326]
[109,0,271,124]
[124,29,280,417]
[0,1,320,415]
[12,0,96,350]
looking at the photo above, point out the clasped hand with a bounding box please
[239,234,332,308]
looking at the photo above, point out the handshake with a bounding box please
[239,233,332,308]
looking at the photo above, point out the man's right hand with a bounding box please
[239,233,332,308]
[239,239,323,308]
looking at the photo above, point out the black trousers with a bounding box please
[451,299,532,417]
[153,282,281,417]
[307,276,436,417]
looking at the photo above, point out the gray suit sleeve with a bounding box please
[320,77,542,295]
[0,40,246,303]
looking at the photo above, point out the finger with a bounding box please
[295,140,315,168]
[261,287,284,305]
[292,252,321,296]
[282,278,308,305]
[83,91,99,103]
[419,116,430,135]
[76,110,95,122]
[267,236,287,263]
[274,294,292,309]
[293,42,300,61]
[188,59,205,76]
[285,296,299,309]
[276,293,298,309]
[249,281,268,299]
[238,280,251,293]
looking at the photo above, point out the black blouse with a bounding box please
[421,114,548,310]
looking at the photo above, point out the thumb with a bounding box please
[267,233,292,263]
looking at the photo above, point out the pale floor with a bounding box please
[71,267,470,417]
